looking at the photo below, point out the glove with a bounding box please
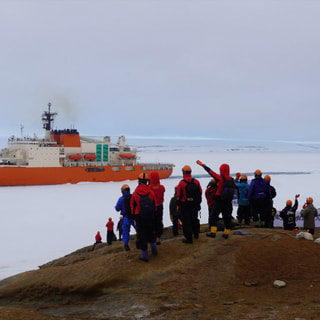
[236,172,241,180]
[295,194,300,199]
[303,203,307,209]
[196,160,204,166]
[176,206,179,212]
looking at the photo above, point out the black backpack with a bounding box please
[123,194,133,219]
[183,178,201,208]
[220,177,236,202]
[137,192,155,224]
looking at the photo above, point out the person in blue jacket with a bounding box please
[235,174,251,225]
[248,169,272,228]
[115,184,136,251]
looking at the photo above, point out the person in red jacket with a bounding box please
[131,172,157,262]
[94,231,102,244]
[205,178,218,231]
[106,217,114,245]
[197,160,234,239]
[176,165,202,244]
[149,171,166,244]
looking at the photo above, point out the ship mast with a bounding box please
[42,102,58,140]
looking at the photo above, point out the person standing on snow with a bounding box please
[300,197,318,235]
[131,172,158,262]
[149,171,166,245]
[176,165,202,244]
[280,195,299,230]
[115,184,136,251]
[248,169,272,228]
[235,174,251,226]
[106,217,114,245]
[197,161,235,239]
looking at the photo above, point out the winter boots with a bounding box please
[222,229,230,239]
[206,226,217,238]
[150,243,158,255]
[124,244,130,251]
[138,250,149,262]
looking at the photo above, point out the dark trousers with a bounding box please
[172,214,181,235]
[212,198,233,230]
[181,204,199,241]
[251,198,269,226]
[155,204,164,238]
[135,220,156,251]
[107,230,114,245]
[237,205,251,225]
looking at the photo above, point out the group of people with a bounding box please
[94,161,319,262]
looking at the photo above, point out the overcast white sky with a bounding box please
[1,0,319,141]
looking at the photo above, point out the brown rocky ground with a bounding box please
[1,225,320,320]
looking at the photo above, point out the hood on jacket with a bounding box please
[219,163,230,178]
[182,172,193,182]
[150,171,160,185]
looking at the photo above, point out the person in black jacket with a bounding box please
[280,194,299,230]
[264,175,277,228]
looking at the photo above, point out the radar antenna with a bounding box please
[42,102,58,140]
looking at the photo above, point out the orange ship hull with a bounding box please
[0,165,173,186]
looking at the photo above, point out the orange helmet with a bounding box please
[254,169,262,176]
[120,216,123,219]
[286,200,292,206]
[108,217,112,221]
[240,174,247,180]
[264,175,271,182]
[121,184,130,192]
[138,172,149,184]
[306,197,313,204]
[182,165,192,173]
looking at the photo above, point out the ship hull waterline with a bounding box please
[0,165,173,186]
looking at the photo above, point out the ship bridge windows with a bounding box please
[85,167,105,172]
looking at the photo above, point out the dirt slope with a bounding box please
[1,226,320,320]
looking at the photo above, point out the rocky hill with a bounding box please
[1,225,320,320]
